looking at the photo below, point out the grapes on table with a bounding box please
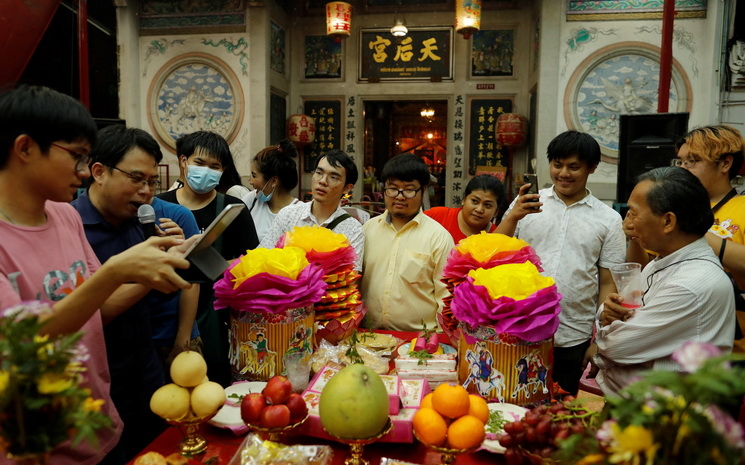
[498,396,597,465]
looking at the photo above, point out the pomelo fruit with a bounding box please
[170,351,208,387]
[150,383,191,420]
[190,381,226,418]
[319,364,389,439]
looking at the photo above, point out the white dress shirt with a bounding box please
[259,200,364,271]
[594,237,735,397]
[505,186,626,347]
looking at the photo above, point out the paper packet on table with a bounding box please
[380,459,420,465]
[228,434,332,465]
[310,338,390,374]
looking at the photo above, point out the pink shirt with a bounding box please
[0,201,123,465]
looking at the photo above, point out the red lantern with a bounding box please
[287,114,316,145]
[495,113,528,147]
[326,2,352,41]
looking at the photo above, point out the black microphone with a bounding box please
[137,204,157,239]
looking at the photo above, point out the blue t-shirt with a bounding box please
[149,197,200,342]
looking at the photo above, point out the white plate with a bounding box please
[396,342,456,356]
[481,403,529,454]
[209,381,266,429]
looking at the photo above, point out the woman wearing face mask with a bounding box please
[242,139,300,242]
[424,174,505,244]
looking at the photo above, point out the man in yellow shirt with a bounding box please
[361,154,454,331]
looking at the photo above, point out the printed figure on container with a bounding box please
[512,351,549,399]
[464,342,505,401]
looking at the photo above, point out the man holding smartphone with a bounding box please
[501,131,626,396]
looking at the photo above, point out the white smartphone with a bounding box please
[181,203,246,258]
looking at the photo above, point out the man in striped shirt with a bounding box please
[592,167,735,397]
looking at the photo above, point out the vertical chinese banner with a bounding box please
[467,98,513,176]
[303,99,343,173]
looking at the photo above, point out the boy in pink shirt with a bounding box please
[0,86,193,465]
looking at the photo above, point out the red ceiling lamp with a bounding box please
[495,113,528,148]
[326,2,352,42]
[287,113,316,145]
[455,0,482,39]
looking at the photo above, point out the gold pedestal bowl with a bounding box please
[413,430,480,465]
[326,419,393,465]
[245,414,308,442]
[167,413,217,456]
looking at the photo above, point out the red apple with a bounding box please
[262,375,293,405]
[261,404,291,428]
[240,392,267,424]
[285,393,308,423]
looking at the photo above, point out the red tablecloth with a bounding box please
[128,330,507,464]
[127,423,504,465]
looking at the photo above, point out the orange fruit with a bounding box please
[467,394,489,424]
[420,393,433,409]
[412,407,448,447]
[431,383,470,419]
[447,414,486,450]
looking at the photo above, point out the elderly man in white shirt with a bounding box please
[592,167,735,397]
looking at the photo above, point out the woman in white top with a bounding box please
[243,139,300,241]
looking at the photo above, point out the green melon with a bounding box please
[318,364,390,439]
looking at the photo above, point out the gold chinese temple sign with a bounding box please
[359,27,453,81]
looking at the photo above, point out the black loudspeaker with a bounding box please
[616,113,689,204]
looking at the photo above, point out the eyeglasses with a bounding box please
[312,169,343,186]
[110,166,161,190]
[384,187,422,199]
[670,158,699,169]
[51,143,91,172]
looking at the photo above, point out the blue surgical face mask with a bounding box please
[186,165,222,194]
[258,182,275,202]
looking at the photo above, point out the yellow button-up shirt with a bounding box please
[361,210,454,331]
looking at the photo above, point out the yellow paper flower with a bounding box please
[37,373,74,394]
[230,247,309,287]
[283,225,350,253]
[0,371,9,392]
[455,232,530,262]
[468,262,555,300]
[609,424,659,465]
[83,397,105,413]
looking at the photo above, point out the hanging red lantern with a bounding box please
[495,113,528,147]
[455,0,482,39]
[326,2,352,42]
[287,114,316,145]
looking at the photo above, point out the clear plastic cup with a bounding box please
[283,351,312,393]
[610,262,643,309]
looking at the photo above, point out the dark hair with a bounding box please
[636,166,713,236]
[90,125,163,168]
[217,150,243,194]
[464,174,505,205]
[253,139,299,190]
[176,131,233,167]
[380,154,430,187]
[0,85,97,169]
[680,125,745,180]
[546,130,601,167]
[316,149,358,186]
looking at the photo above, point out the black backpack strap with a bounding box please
[325,213,351,231]
[214,193,225,255]
[712,189,738,214]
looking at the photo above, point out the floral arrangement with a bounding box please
[556,342,745,465]
[213,246,327,314]
[451,262,562,343]
[0,301,111,458]
[277,226,357,276]
[276,226,365,345]
[439,232,544,336]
